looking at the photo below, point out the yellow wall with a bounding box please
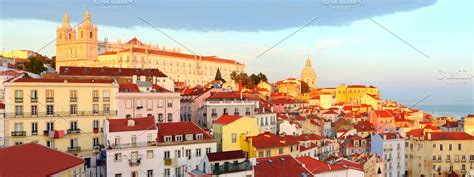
[4,81,118,157]
[0,50,34,59]
[361,93,379,109]
[215,117,260,152]
[464,116,474,135]
[54,164,84,177]
[336,84,379,104]
[240,136,299,158]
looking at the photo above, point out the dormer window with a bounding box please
[175,135,183,142]
[196,134,204,140]
[164,136,172,142]
[185,134,193,141]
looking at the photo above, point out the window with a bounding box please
[46,122,54,131]
[167,100,173,107]
[31,105,37,116]
[279,148,283,155]
[92,90,99,101]
[196,134,203,140]
[31,122,38,135]
[147,170,153,177]
[167,113,173,122]
[164,151,170,159]
[70,90,77,101]
[223,108,228,115]
[196,148,201,157]
[93,137,99,146]
[93,120,99,129]
[126,100,132,109]
[234,108,239,115]
[449,144,452,151]
[231,133,237,143]
[175,150,181,158]
[46,105,54,116]
[136,100,142,109]
[185,134,193,141]
[115,136,121,145]
[440,144,443,151]
[147,100,153,110]
[158,114,164,122]
[147,150,154,159]
[266,150,271,157]
[15,90,23,103]
[258,151,264,158]
[30,90,38,102]
[206,147,211,154]
[103,90,110,102]
[164,136,172,142]
[186,149,191,158]
[164,169,170,177]
[46,140,54,148]
[46,90,54,102]
[131,135,137,145]
[93,104,99,114]
[103,104,110,114]
[114,153,122,162]
[158,100,163,108]
[14,123,23,132]
[176,135,183,142]
[70,121,78,130]
[15,106,23,116]
[70,104,77,115]
[458,144,461,150]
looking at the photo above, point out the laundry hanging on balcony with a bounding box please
[49,130,66,138]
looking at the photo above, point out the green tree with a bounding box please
[300,81,310,94]
[258,72,268,82]
[214,68,226,83]
[25,56,46,74]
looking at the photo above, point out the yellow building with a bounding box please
[361,93,381,109]
[241,132,299,158]
[275,78,301,98]
[55,10,244,86]
[213,115,261,152]
[405,131,474,177]
[463,114,474,135]
[0,49,36,59]
[3,78,118,158]
[335,84,379,104]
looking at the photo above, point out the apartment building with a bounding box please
[3,78,118,159]
[371,132,406,177]
[405,130,474,177]
[198,91,258,128]
[117,83,181,122]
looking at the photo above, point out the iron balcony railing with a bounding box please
[67,129,81,134]
[212,160,253,175]
[93,97,99,102]
[129,158,141,166]
[67,146,81,152]
[5,110,118,118]
[11,131,26,136]
[70,97,78,102]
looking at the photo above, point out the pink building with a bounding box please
[117,83,181,122]
[369,110,395,133]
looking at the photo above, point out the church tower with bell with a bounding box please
[300,56,317,89]
[56,9,98,71]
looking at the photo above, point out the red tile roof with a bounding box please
[296,156,348,173]
[108,117,156,132]
[215,115,243,125]
[247,132,299,149]
[207,150,246,162]
[373,110,394,118]
[379,132,403,140]
[59,66,167,77]
[156,122,213,143]
[255,155,313,177]
[12,78,115,83]
[119,83,140,92]
[354,121,375,132]
[426,132,474,140]
[423,124,440,130]
[208,91,243,99]
[406,128,424,137]
[0,143,84,177]
[127,37,144,45]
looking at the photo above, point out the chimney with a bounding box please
[427,132,431,140]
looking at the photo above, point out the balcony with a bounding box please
[245,112,251,116]
[70,97,78,102]
[93,97,99,102]
[11,131,26,137]
[129,158,141,166]
[211,113,217,117]
[67,146,81,152]
[67,129,81,134]
[31,98,38,103]
[103,97,110,102]
[212,160,253,175]
[43,130,53,136]
[46,98,54,103]
[461,158,466,162]
[164,158,173,166]
[15,98,23,103]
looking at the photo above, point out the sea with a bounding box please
[412,104,473,119]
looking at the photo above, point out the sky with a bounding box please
[0,0,473,107]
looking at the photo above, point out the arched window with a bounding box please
[90,31,93,39]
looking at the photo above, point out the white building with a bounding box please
[278,119,303,136]
[198,91,258,128]
[190,150,254,177]
[371,132,406,177]
[255,105,277,133]
[105,118,217,177]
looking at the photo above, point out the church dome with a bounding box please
[300,57,317,78]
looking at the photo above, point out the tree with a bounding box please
[250,74,261,85]
[301,81,310,94]
[25,56,46,74]
[258,72,268,82]
[214,68,226,83]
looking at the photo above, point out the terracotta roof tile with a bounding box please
[215,115,243,125]
[108,117,156,132]
[255,155,312,177]
[207,150,245,162]
[156,122,213,143]
[59,66,167,77]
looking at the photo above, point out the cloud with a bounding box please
[2,0,436,31]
